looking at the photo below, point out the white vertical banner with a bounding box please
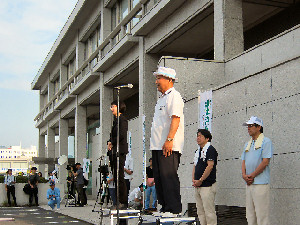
[83,158,90,174]
[198,90,213,131]
[128,131,132,157]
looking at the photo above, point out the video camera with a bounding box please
[98,165,109,174]
[66,164,77,172]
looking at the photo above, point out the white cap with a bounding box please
[243,116,263,127]
[153,66,177,80]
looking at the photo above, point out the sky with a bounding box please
[0,0,78,148]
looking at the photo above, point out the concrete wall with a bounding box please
[160,26,300,224]
[214,57,300,225]
[0,183,65,206]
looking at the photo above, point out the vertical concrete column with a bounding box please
[76,39,85,70]
[59,116,68,187]
[100,1,112,41]
[75,97,87,164]
[214,0,244,60]
[95,73,113,197]
[38,133,46,176]
[138,37,159,156]
[47,124,56,173]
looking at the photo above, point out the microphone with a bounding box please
[114,84,133,89]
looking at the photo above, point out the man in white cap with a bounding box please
[150,66,184,214]
[241,116,273,225]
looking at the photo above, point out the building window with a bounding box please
[132,0,139,8]
[84,28,100,61]
[111,3,117,30]
[53,76,60,94]
[91,32,98,53]
[67,57,76,80]
[120,0,128,21]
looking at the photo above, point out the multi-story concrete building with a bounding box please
[31,0,300,223]
[0,145,38,175]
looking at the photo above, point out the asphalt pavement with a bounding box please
[0,206,92,225]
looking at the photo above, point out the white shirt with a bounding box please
[4,174,15,186]
[150,87,184,153]
[107,172,115,189]
[124,155,134,180]
[128,187,142,203]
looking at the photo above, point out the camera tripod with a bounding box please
[62,182,76,207]
[92,157,111,224]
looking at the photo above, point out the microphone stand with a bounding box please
[116,87,120,225]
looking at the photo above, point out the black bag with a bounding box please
[23,184,31,194]
[84,177,89,186]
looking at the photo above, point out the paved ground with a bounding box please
[0,206,92,225]
[0,201,247,225]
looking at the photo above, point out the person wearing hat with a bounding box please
[28,167,39,206]
[150,66,184,214]
[241,116,273,225]
[72,162,85,207]
[4,169,17,207]
[47,181,61,210]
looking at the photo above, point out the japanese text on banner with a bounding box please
[198,90,212,131]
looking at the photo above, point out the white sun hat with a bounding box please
[243,116,263,127]
[153,66,177,80]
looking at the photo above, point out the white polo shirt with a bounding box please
[150,87,184,153]
[124,155,133,180]
[128,187,142,203]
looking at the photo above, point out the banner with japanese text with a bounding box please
[198,90,212,131]
[83,158,90,174]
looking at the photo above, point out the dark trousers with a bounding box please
[29,187,38,206]
[67,182,75,198]
[125,179,130,197]
[76,184,86,205]
[110,153,127,205]
[7,186,17,206]
[152,150,182,214]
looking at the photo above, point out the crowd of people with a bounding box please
[3,66,273,225]
[105,66,272,225]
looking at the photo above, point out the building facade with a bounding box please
[0,145,38,175]
[31,0,300,224]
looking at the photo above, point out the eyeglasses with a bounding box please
[247,124,255,128]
